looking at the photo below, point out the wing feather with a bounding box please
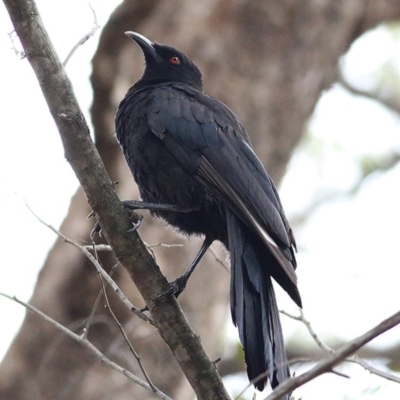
[146,84,297,285]
[198,157,297,285]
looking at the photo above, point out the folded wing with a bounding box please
[146,84,301,305]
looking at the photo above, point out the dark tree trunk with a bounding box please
[2,1,400,399]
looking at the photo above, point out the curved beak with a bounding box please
[125,31,160,61]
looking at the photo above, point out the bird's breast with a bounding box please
[120,122,226,240]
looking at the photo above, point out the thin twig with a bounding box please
[280,309,333,354]
[267,310,400,400]
[0,293,172,400]
[141,240,184,263]
[282,309,400,383]
[7,30,25,58]
[208,246,230,273]
[348,356,400,384]
[84,259,120,339]
[234,360,290,400]
[84,242,106,339]
[85,242,184,255]
[63,4,100,66]
[233,356,341,400]
[142,240,229,273]
[99,276,157,392]
[147,242,184,249]
[26,203,155,327]
[84,244,113,252]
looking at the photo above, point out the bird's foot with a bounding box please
[90,220,102,239]
[88,204,143,239]
[88,211,103,239]
[126,211,143,232]
[156,275,189,300]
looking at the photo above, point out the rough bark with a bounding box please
[2,1,400,399]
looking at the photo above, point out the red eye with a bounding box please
[170,56,181,65]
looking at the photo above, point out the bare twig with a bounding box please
[99,276,157,392]
[142,240,184,263]
[84,260,120,339]
[7,30,25,58]
[282,309,400,383]
[26,203,155,327]
[208,246,230,273]
[147,242,184,249]
[84,244,113,252]
[0,293,172,400]
[234,362,290,400]
[281,309,333,354]
[267,310,400,400]
[348,356,400,384]
[63,4,100,67]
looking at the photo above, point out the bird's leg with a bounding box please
[122,200,198,214]
[89,200,199,238]
[157,236,214,299]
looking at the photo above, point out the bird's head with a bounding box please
[125,32,203,91]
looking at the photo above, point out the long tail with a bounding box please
[227,210,290,394]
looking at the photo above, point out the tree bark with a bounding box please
[2,1,400,399]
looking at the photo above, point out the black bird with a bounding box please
[116,32,302,393]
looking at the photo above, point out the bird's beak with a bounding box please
[125,31,160,61]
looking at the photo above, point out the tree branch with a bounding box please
[63,4,100,67]
[282,309,400,385]
[3,0,229,398]
[0,293,172,400]
[349,356,400,384]
[26,203,155,327]
[266,310,400,400]
[99,276,156,391]
[338,68,400,116]
[281,309,333,354]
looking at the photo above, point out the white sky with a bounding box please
[1,3,400,399]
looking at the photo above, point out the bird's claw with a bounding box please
[127,213,143,232]
[156,275,188,300]
[90,223,102,239]
[88,205,143,239]
[88,211,103,239]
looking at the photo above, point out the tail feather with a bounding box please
[227,210,290,394]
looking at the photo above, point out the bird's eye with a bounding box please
[169,56,181,65]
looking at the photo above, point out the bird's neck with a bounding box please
[133,78,203,92]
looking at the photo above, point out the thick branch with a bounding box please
[3,0,229,398]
